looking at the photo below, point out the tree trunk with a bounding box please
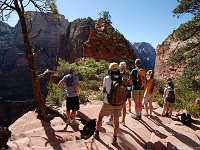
[15,2,47,121]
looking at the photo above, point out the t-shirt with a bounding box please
[60,74,79,97]
[102,76,112,103]
[121,71,130,86]
[145,78,154,94]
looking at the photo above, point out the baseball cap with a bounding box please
[135,59,141,66]
[109,62,119,71]
[69,66,75,71]
[119,62,126,68]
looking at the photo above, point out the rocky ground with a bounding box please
[7,101,200,150]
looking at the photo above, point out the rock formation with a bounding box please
[154,33,199,80]
[0,12,69,100]
[58,18,136,66]
[83,18,136,63]
[131,42,156,71]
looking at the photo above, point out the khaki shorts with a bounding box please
[163,100,174,108]
[100,103,122,118]
[132,90,145,101]
[143,93,154,104]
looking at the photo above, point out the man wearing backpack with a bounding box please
[59,66,80,126]
[130,59,146,120]
[93,62,123,145]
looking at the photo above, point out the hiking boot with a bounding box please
[111,136,117,145]
[131,114,140,120]
[70,120,79,126]
[120,120,125,126]
[66,120,72,125]
[104,119,113,125]
[93,131,100,140]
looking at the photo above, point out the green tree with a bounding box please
[173,0,200,17]
[98,11,112,24]
[0,0,62,121]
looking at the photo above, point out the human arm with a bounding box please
[162,88,167,102]
[75,83,80,95]
[58,80,66,92]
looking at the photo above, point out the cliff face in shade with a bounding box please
[0,12,69,100]
[57,17,95,63]
[131,42,156,71]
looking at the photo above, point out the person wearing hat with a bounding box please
[129,58,146,120]
[119,62,132,125]
[142,70,155,117]
[104,61,131,126]
[59,66,80,126]
[93,62,122,145]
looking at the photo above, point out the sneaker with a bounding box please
[111,136,117,145]
[93,131,100,140]
[104,119,113,125]
[120,120,125,126]
[131,114,140,120]
[70,120,79,126]
[66,120,72,125]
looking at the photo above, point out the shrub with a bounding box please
[46,81,65,106]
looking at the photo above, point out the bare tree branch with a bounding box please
[29,29,42,39]
[33,49,42,57]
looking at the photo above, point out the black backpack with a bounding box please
[166,87,175,103]
[66,75,75,87]
[180,113,192,126]
[82,119,96,136]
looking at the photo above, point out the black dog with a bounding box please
[82,119,96,136]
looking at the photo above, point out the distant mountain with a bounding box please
[0,12,69,100]
[130,42,156,71]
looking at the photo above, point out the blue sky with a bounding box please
[4,0,193,48]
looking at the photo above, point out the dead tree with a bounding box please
[0,0,64,121]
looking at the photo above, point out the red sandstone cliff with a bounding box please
[58,18,136,65]
[83,18,136,63]
[154,33,198,80]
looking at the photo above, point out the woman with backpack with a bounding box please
[161,78,176,118]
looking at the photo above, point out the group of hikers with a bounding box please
[58,58,177,144]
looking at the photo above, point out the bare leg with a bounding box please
[149,101,153,115]
[71,111,76,121]
[96,113,104,131]
[134,100,139,115]
[67,111,71,120]
[138,100,143,115]
[113,116,119,136]
[162,108,167,116]
[128,98,131,110]
[144,103,148,115]
[168,107,173,117]
[122,102,126,121]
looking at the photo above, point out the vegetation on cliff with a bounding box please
[154,0,200,117]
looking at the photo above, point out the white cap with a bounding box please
[119,62,126,69]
